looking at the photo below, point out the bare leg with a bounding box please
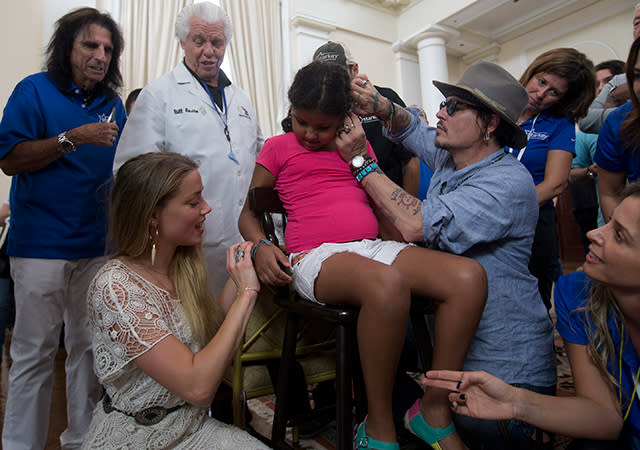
[393,247,487,450]
[315,252,411,445]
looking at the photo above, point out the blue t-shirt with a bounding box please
[594,101,640,183]
[555,271,640,446]
[0,72,126,258]
[573,130,604,226]
[507,112,576,209]
[417,159,434,200]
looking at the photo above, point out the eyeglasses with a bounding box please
[439,98,477,116]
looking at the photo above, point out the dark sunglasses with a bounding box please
[439,98,477,116]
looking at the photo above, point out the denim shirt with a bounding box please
[386,110,556,387]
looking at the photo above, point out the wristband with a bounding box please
[355,161,379,182]
[250,238,273,264]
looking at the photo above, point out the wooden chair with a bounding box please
[220,287,337,428]
[248,187,435,450]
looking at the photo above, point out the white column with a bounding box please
[289,14,336,72]
[413,29,453,123]
[392,42,421,108]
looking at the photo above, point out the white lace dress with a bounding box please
[81,259,270,449]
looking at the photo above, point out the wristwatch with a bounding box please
[57,132,76,154]
[350,155,367,171]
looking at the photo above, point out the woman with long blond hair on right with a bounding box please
[424,182,640,450]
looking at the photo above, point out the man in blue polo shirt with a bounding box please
[0,8,125,449]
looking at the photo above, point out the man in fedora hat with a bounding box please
[334,60,556,449]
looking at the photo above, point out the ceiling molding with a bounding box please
[347,0,420,16]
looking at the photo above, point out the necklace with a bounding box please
[618,324,640,421]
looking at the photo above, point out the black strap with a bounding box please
[102,394,186,426]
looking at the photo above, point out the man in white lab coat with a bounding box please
[115,1,264,296]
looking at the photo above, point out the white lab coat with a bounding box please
[114,62,264,295]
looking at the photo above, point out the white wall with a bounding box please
[0,0,46,198]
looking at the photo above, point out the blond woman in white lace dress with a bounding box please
[81,152,270,449]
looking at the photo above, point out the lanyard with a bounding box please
[619,324,640,421]
[508,113,540,161]
[196,77,239,165]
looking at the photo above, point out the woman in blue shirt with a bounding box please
[595,37,640,223]
[508,48,595,309]
[424,182,640,450]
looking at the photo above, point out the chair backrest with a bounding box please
[0,223,8,250]
[248,187,286,247]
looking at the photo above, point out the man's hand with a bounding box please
[335,112,368,163]
[351,75,390,119]
[68,122,120,147]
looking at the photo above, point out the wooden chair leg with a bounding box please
[336,323,353,450]
[351,323,367,424]
[410,302,433,371]
[272,311,299,450]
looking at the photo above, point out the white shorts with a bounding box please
[290,238,413,303]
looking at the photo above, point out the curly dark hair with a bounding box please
[282,61,352,132]
[46,7,124,99]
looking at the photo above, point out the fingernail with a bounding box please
[456,381,462,389]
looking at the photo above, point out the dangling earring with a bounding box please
[150,227,158,265]
[483,131,491,142]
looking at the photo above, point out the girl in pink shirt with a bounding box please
[239,61,487,450]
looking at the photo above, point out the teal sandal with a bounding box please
[404,399,455,450]
[354,418,399,450]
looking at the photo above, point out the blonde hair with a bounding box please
[581,182,640,402]
[109,152,218,346]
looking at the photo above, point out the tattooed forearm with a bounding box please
[390,188,421,216]
[394,108,412,131]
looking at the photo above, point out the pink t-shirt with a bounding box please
[257,132,378,253]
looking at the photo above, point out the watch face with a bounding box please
[351,155,366,169]
[60,141,75,153]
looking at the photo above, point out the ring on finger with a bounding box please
[234,245,245,263]
[361,80,369,88]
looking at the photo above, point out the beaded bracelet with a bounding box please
[355,161,379,182]
[244,287,260,294]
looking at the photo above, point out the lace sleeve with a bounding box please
[88,261,173,379]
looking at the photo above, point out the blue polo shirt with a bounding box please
[555,271,640,446]
[594,101,640,183]
[507,112,575,209]
[0,72,126,258]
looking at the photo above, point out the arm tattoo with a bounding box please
[390,188,421,216]
[372,92,381,116]
[395,108,412,130]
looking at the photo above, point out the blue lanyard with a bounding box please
[196,77,239,165]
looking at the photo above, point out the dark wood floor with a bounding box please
[0,334,68,450]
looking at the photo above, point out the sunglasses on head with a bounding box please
[439,98,477,116]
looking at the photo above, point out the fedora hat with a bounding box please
[433,60,529,149]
